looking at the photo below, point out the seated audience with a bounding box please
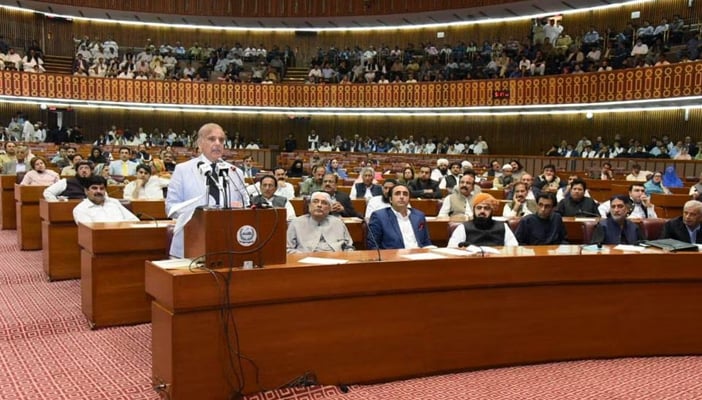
[286,191,353,253]
[591,195,644,244]
[448,193,518,247]
[250,175,296,221]
[20,156,59,186]
[73,176,139,224]
[122,163,169,200]
[555,179,599,217]
[503,182,537,218]
[598,183,657,219]
[321,174,361,218]
[43,161,93,200]
[409,165,442,199]
[660,200,702,243]
[438,172,479,217]
[367,184,432,249]
[365,179,397,221]
[299,165,325,195]
[643,171,671,195]
[514,193,568,245]
[350,167,382,199]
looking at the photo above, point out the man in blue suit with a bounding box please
[367,184,432,249]
[166,123,250,257]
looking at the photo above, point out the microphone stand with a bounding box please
[219,169,230,209]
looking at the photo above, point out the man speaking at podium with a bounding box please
[166,123,249,258]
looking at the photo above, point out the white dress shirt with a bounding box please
[73,198,139,224]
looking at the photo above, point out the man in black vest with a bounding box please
[447,193,519,247]
[251,175,296,221]
[43,160,93,200]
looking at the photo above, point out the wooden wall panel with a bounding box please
[18,107,699,157]
[20,0,695,19]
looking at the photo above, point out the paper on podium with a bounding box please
[152,258,195,270]
[614,244,646,252]
[431,248,476,257]
[298,257,349,265]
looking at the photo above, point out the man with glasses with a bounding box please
[251,175,295,221]
[448,193,518,247]
[286,191,353,253]
[514,193,568,245]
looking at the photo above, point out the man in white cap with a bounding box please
[286,191,354,253]
[430,158,449,182]
[492,164,515,190]
[448,193,518,247]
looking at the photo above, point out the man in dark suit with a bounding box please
[660,200,702,243]
[409,165,442,199]
[240,154,260,178]
[367,184,433,249]
[321,174,361,218]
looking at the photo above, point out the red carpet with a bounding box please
[1,229,701,399]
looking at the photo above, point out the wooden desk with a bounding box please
[41,199,81,280]
[651,193,689,218]
[15,184,47,250]
[0,175,17,229]
[78,220,174,329]
[146,247,702,399]
[409,199,441,216]
[40,198,169,281]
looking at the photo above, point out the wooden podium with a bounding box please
[15,184,47,250]
[0,175,17,230]
[184,207,286,269]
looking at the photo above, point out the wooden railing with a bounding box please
[2,62,701,109]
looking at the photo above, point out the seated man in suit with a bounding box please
[321,173,361,218]
[240,154,260,178]
[367,184,433,249]
[502,182,538,218]
[409,166,442,199]
[660,200,702,243]
[591,195,644,245]
[448,193,519,247]
[286,191,353,253]
[73,175,139,224]
[251,174,296,221]
[43,160,93,200]
[514,193,568,245]
[3,145,30,174]
[108,146,138,177]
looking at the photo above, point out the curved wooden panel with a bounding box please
[2,63,701,108]
[25,0,524,18]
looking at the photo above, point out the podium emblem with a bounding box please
[236,225,258,247]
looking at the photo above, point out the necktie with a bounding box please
[121,162,128,176]
[209,163,219,204]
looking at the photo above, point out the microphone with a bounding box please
[576,209,601,218]
[362,220,382,262]
[217,159,250,208]
[135,212,159,227]
[457,242,486,257]
[197,161,223,207]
